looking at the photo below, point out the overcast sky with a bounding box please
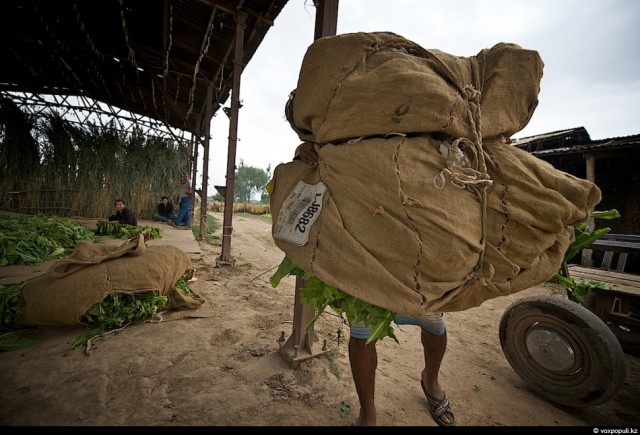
[205,0,640,187]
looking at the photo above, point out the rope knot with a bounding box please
[433,138,492,190]
[462,85,481,103]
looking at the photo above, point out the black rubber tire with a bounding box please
[499,295,626,407]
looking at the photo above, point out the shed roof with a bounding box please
[0,0,290,137]
[512,127,640,157]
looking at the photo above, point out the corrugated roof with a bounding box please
[512,126,640,157]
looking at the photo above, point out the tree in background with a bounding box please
[234,160,269,204]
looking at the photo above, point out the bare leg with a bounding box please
[348,337,378,426]
[420,329,446,397]
[420,329,454,425]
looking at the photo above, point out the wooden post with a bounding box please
[581,154,596,267]
[278,275,327,367]
[218,11,246,266]
[279,0,339,367]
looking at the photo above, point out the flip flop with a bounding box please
[421,379,456,426]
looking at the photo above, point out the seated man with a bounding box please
[107,199,137,226]
[154,196,174,222]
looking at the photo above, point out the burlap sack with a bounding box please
[49,233,147,278]
[15,236,203,327]
[288,32,543,144]
[270,135,600,315]
[272,32,600,315]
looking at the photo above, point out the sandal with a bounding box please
[421,379,456,426]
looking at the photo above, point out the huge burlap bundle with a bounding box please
[15,235,204,327]
[271,32,601,315]
[288,32,543,144]
[270,135,600,315]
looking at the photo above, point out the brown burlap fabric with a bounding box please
[15,235,203,327]
[271,32,601,316]
[288,32,543,144]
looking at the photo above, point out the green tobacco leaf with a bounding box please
[0,331,43,352]
[270,256,303,287]
[553,272,574,288]
[271,257,397,343]
[571,279,612,303]
[591,209,621,220]
[565,229,610,262]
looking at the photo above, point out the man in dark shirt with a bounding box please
[107,199,137,226]
[154,196,174,222]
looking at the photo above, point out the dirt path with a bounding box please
[0,212,638,426]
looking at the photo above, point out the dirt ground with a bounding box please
[0,212,638,427]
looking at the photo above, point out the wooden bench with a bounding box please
[585,233,640,273]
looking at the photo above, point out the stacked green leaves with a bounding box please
[95,220,161,240]
[71,270,195,348]
[0,213,96,266]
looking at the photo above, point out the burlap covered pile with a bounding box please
[15,234,204,327]
[269,32,601,316]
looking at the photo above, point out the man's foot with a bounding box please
[168,221,176,227]
[421,379,455,426]
[351,410,376,426]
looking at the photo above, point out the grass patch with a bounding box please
[193,211,221,245]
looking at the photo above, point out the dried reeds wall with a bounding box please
[0,98,192,220]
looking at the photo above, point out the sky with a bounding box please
[204,0,640,188]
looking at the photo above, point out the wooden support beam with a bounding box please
[280,0,339,367]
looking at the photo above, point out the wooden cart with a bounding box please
[499,234,639,407]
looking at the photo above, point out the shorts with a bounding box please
[349,312,446,340]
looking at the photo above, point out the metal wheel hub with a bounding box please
[525,326,575,372]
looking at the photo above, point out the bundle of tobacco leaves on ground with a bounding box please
[95,220,162,240]
[71,270,196,348]
[0,271,195,351]
[0,213,96,266]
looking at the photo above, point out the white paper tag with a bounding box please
[274,181,327,246]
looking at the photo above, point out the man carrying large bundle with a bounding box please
[270,32,601,426]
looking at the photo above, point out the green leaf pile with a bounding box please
[271,256,397,344]
[95,220,161,240]
[72,292,169,348]
[72,270,196,348]
[0,213,96,266]
[1,270,196,351]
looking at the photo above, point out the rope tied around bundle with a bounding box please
[433,137,493,190]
